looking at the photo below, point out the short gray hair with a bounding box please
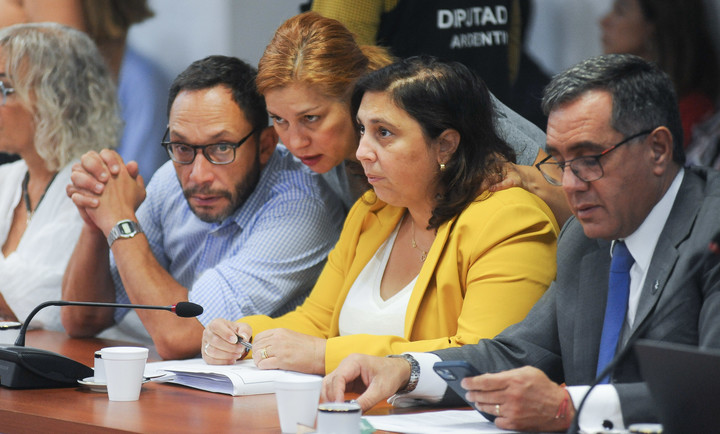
[542,54,685,164]
[0,23,122,171]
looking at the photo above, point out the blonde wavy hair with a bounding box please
[256,11,393,101]
[0,23,122,171]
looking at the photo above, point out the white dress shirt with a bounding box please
[398,169,685,432]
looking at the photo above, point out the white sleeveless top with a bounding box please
[338,221,418,337]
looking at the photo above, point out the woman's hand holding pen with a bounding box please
[202,318,252,365]
[252,328,327,375]
[202,320,328,375]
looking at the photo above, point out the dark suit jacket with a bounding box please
[435,166,720,426]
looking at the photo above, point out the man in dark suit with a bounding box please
[321,54,720,432]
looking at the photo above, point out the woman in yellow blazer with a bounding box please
[201,57,559,375]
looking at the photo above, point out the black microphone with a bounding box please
[0,300,203,389]
[14,300,203,346]
[566,239,720,433]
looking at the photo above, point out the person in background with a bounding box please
[80,0,170,182]
[310,0,551,129]
[0,23,121,330]
[600,0,719,148]
[0,0,170,181]
[0,0,84,165]
[258,11,571,225]
[62,56,343,359]
[0,0,84,28]
[322,54,720,432]
[201,56,558,376]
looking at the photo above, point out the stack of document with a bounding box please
[145,358,321,396]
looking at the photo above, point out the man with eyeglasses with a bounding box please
[321,54,720,432]
[61,56,343,360]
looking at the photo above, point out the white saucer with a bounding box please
[78,376,107,393]
[77,375,160,393]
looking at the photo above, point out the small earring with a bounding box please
[439,163,446,172]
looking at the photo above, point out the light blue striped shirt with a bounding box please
[110,145,344,328]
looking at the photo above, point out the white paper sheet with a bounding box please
[364,409,519,433]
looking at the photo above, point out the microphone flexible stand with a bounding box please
[14,300,194,346]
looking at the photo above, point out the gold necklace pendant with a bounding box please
[410,218,428,262]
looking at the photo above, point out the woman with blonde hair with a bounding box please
[0,23,121,329]
[256,11,392,210]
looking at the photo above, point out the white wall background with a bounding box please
[525,0,612,76]
[525,0,720,76]
[127,0,307,82]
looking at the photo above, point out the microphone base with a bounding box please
[0,346,93,389]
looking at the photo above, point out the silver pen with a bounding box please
[236,334,252,351]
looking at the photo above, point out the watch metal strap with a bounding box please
[387,354,420,394]
[107,219,143,247]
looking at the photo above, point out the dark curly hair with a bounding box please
[351,56,515,230]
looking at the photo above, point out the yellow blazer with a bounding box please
[240,187,559,373]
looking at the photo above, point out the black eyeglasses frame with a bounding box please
[160,127,258,165]
[535,129,655,186]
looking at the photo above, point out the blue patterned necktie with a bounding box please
[596,241,634,383]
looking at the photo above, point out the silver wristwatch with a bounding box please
[107,219,143,247]
[387,354,420,393]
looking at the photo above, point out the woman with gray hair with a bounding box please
[0,23,121,330]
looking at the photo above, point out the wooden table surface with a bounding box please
[0,330,424,433]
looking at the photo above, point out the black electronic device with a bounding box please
[433,360,497,422]
[0,300,202,389]
[635,340,720,434]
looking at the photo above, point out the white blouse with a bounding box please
[0,160,82,330]
[338,221,417,337]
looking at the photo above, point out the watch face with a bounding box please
[107,220,141,247]
[119,221,134,235]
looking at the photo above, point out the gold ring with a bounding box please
[260,347,269,359]
[495,404,501,417]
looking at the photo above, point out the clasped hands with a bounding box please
[322,354,574,432]
[66,150,146,235]
[202,318,327,375]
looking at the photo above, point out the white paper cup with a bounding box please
[0,327,20,345]
[101,346,148,401]
[93,351,106,383]
[317,402,362,434]
[274,376,322,433]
